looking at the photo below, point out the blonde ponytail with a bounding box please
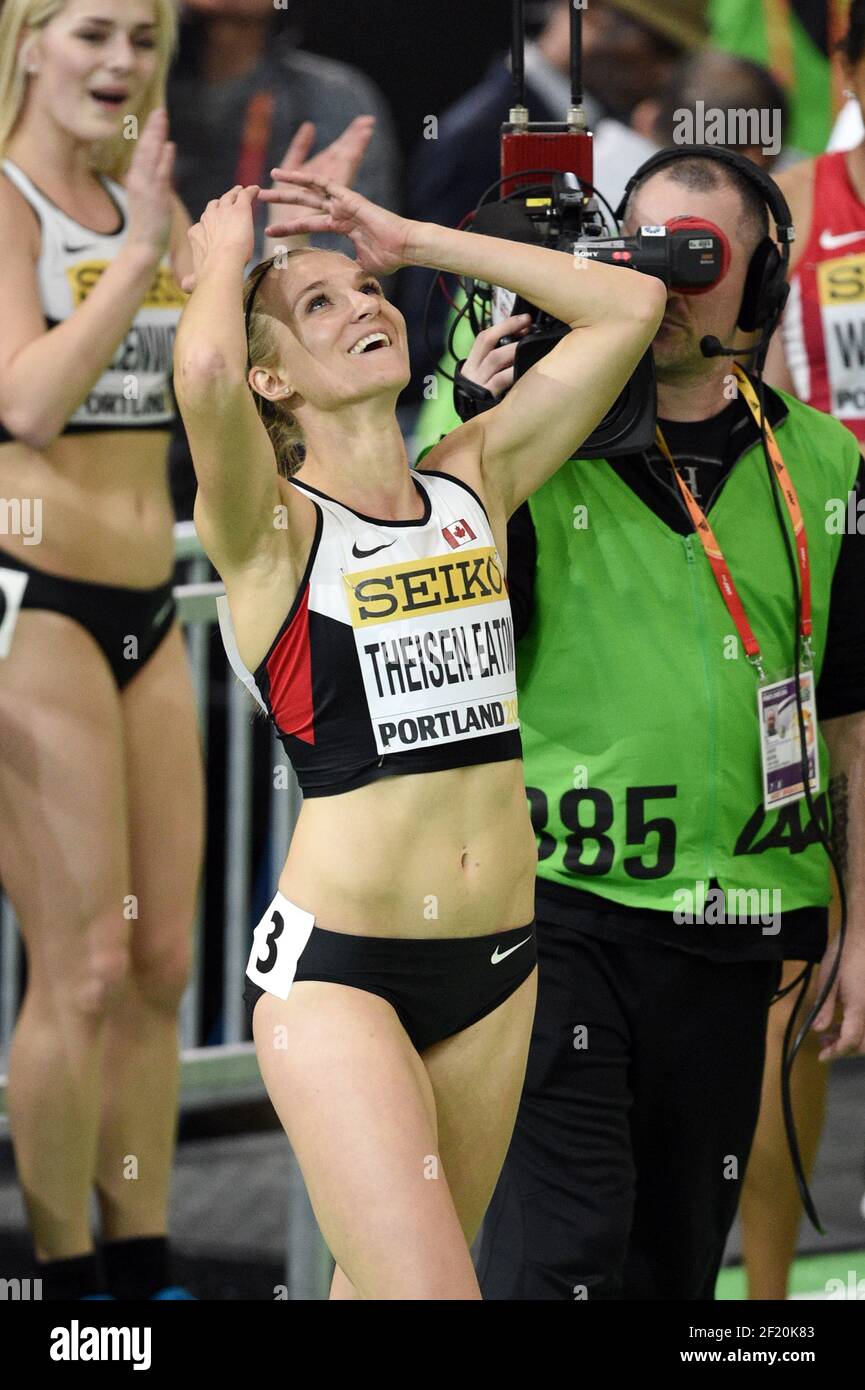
[242,251,314,479]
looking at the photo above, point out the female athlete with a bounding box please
[174,170,665,1299]
[0,0,201,1299]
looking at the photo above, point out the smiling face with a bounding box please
[251,249,411,413]
[624,170,763,381]
[21,0,159,137]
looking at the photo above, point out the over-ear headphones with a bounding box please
[615,145,795,343]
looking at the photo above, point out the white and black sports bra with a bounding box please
[0,158,184,439]
[222,468,522,798]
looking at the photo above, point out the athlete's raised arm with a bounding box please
[173,185,307,581]
[261,170,666,518]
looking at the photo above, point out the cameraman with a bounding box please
[420,151,865,1298]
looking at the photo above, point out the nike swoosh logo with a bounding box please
[351,540,396,558]
[819,229,865,250]
[490,936,532,965]
[63,243,93,254]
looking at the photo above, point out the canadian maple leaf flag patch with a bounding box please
[441,518,477,549]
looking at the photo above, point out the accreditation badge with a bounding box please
[757,670,820,812]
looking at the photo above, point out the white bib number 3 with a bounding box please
[245,891,315,1000]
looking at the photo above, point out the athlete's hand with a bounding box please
[812,932,865,1060]
[125,107,175,260]
[460,315,533,398]
[258,172,411,276]
[180,184,259,294]
[264,116,376,248]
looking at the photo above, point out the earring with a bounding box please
[844,88,855,98]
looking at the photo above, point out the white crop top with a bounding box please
[0,158,184,437]
[219,468,522,798]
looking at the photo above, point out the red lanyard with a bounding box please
[234,89,275,253]
[654,363,812,678]
[234,89,275,187]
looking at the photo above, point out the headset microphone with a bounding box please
[699,334,761,359]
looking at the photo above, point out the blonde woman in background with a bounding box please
[0,0,203,1300]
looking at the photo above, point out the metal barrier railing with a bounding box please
[0,521,330,1296]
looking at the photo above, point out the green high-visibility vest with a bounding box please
[519,394,860,912]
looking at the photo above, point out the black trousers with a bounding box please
[476,915,782,1300]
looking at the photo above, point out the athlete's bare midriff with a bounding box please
[279,756,538,938]
[0,429,175,586]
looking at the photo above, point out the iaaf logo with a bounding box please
[442,518,476,549]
